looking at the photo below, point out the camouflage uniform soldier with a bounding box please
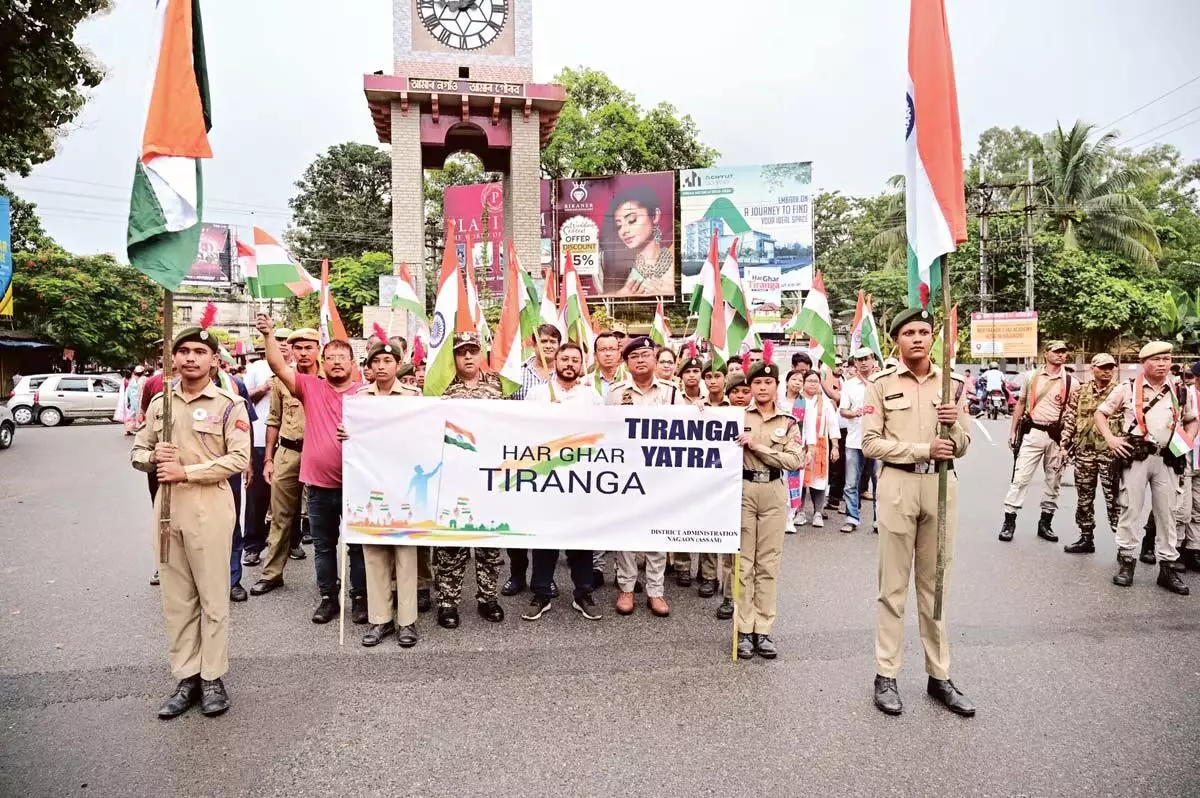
[1060,353,1121,553]
[435,331,506,629]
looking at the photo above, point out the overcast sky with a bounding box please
[13,0,1200,258]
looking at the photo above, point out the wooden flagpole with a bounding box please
[157,291,175,564]
[934,254,952,620]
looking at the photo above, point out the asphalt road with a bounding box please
[2,420,1199,797]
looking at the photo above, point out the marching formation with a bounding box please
[129,303,978,721]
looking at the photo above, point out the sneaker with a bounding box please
[288,545,307,560]
[795,513,807,526]
[784,519,796,535]
[521,596,552,621]
[241,549,261,567]
[572,594,603,620]
[812,513,824,528]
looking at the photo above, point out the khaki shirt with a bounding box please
[132,379,251,482]
[1022,367,1077,425]
[267,377,307,441]
[358,381,421,397]
[703,396,731,407]
[1098,377,1194,444]
[861,362,970,463]
[1062,379,1121,451]
[742,402,803,473]
[443,372,504,400]
[679,389,706,407]
[605,377,687,406]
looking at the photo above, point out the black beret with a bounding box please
[622,336,655,359]
[701,359,727,376]
[746,361,781,382]
[889,307,935,338]
[677,356,703,375]
[172,326,219,353]
[724,373,748,394]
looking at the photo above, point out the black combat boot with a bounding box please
[1180,547,1200,572]
[1112,554,1137,587]
[1140,529,1157,565]
[1037,512,1059,542]
[998,512,1016,542]
[1063,529,1095,554]
[1156,561,1190,595]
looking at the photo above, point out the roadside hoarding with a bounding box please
[679,163,814,296]
[555,172,676,299]
[969,311,1038,359]
[444,182,505,295]
[182,223,232,284]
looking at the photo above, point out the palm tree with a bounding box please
[869,175,907,267]
[1023,121,1161,268]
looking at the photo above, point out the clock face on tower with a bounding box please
[416,0,509,51]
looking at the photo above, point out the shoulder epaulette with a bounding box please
[869,367,896,383]
[213,385,239,403]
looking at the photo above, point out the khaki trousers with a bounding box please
[719,553,734,598]
[1003,428,1063,514]
[875,467,957,680]
[615,551,666,597]
[1117,456,1179,561]
[737,479,786,635]
[261,447,301,582]
[1177,465,1200,549]
[364,544,418,626]
[154,481,234,681]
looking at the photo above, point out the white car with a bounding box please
[27,373,123,427]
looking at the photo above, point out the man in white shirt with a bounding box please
[839,348,879,533]
[511,324,561,401]
[522,343,604,622]
[241,347,278,565]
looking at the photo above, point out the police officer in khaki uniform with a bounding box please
[345,342,425,647]
[606,336,687,617]
[1000,340,1078,542]
[250,328,320,596]
[1096,341,1196,595]
[132,324,251,719]
[735,355,803,659]
[862,307,974,717]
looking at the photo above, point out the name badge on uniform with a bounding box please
[884,393,904,401]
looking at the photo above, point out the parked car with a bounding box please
[0,406,14,449]
[29,373,123,426]
[7,373,56,425]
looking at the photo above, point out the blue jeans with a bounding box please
[307,485,365,599]
[243,446,270,554]
[844,448,877,526]
[229,474,243,586]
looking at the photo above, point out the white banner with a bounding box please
[341,398,744,553]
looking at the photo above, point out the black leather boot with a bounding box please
[1180,547,1200,572]
[998,512,1017,542]
[1063,530,1095,554]
[1140,529,1157,565]
[1156,561,1190,595]
[1112,554,1137,587]
[1037,512,1059,542]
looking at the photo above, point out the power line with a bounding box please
[1135,116,1200,150]
[1120,104,1200,146]
[1097,71,1200,133]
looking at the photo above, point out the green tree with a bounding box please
[1025,121,1161,268]
[293,251,393,335]
[541,67,719,178]
[967,126,1044,185]
[0,179,58,252]
[11,251,161,366]
[0,1,110,176]
[287,143,392,263]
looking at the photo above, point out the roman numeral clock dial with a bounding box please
[418,0,509,51]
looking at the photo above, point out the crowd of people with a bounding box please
[130,305,986,721]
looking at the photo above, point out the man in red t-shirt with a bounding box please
[256,313,366,625]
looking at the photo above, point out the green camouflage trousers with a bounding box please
[435,547,502,608]
[1074,444,1118,533]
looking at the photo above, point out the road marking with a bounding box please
[972,417,995,444]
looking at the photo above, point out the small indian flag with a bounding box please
[369,490,385,502]
[445,422,477,452]
[650,298,671,346]
[391,262,427,322]
[1168,426,1194,459]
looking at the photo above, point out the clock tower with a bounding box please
[363,0,564,305]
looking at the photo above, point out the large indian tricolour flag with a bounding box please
[424,221,472,397]
[905,0,968,308]
[126,0,212,291]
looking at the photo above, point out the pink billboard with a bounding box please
[444,182,505,293]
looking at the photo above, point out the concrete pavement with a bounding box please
[2,420,1198,797]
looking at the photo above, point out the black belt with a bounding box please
[1029,422,1057,432]
[743,469,782,483]
[278,436,303,453]
[884,462,953,474]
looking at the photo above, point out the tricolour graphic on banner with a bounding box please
[679,163,814,295]
[341,398,743,552]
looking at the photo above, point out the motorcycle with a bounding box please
[987,389,1007,420]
